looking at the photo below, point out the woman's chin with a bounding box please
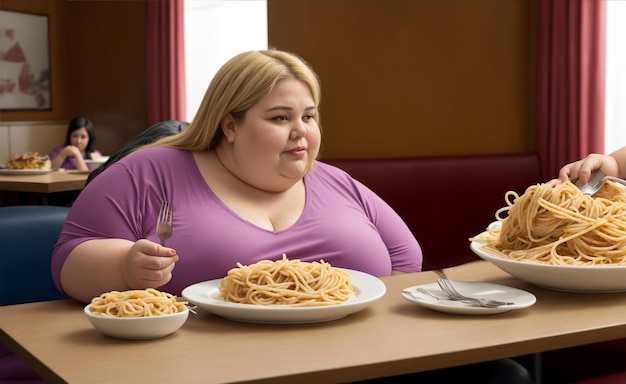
[280,162,311,180]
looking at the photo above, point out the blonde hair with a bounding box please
[142,49,321,152]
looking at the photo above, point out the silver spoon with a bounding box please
[579,169,626,195]
[579,169,608,195]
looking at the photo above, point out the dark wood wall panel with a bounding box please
[268,0,535,158]
[65,1,147,154]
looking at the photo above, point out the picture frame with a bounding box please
[0,10,51,110]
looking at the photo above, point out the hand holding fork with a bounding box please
[155,201,194,311]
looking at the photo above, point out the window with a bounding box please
[604,1,626,154]
[184,0,268,121]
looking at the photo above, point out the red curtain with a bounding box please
[536,0,606,180]
[145,0,187,126]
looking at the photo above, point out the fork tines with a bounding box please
[156,201,173,246]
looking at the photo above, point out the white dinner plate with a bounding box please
[181,269,386,324]
[401,281,536,315]
[0,169,52,175]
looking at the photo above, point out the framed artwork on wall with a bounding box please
[0,10,51,111]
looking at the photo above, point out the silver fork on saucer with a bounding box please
[436,278,513,308]
[433,269,512,307]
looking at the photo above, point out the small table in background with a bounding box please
[0,171,89,205]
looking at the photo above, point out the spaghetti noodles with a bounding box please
[89,288,188,317]
[472,179,626,266]
[219,255,355,306]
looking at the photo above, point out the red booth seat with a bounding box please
[324,153,542,270]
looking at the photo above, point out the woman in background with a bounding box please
[49,116,102,171]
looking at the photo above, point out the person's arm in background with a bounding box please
[558,146,626,185]
[50,145,88,170]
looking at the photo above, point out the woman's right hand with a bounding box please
[52,145,84,169]
[121,239,179,289]
[63,145,90,170]
[61,145,81,158]
[558,153,620,186]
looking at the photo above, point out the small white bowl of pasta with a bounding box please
[84,288,189,339]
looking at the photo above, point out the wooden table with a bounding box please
[0,171,88,204]
[0,171,88,193]
[1,261,625,384]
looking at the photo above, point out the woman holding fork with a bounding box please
[46,48,531,384]
[52,49,423,303]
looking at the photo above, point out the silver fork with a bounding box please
[436,278,513,308]
[156,201,173,246]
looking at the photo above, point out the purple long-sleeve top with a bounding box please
[52,147,423,296]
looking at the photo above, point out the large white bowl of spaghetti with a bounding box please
[84,288,189,339]
[470,179,626,293]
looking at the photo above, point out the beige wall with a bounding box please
[1,0,536,161]
[0,121,66,164]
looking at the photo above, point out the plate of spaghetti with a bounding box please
[84,288,189,339]
[181,256,387,324]
[470,179,626,293]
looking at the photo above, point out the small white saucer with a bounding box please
[401,281,536,315]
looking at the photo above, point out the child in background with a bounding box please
[49,116,102,171]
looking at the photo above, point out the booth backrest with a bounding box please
[0,205,69,305]
[324,153,542,270]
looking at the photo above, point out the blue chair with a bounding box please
[0,205,69,305]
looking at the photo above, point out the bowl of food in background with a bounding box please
[84,156,109,171]
[84,288,189,339]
